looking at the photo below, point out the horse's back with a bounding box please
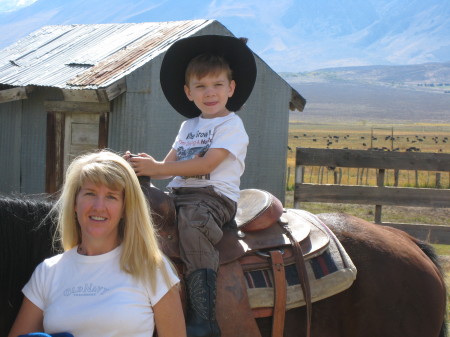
[314,212,446,337]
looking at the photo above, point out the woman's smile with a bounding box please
[75,181,124,253]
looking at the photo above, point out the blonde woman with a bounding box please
[8,150,186,337]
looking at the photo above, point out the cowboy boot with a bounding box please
[185,268,221,337]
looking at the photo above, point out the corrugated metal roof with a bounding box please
[0,20,213,89]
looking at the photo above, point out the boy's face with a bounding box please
[184,70,236,119]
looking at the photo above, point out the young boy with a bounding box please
[127,35,256,337]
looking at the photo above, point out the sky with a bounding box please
[1,0,449,72]
[0,0,38,12]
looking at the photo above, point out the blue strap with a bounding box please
[18,333,74,337]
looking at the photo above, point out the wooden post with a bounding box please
[294,165,304,209]
[391,127,394,151]
[375,169,385,224]
[436,172,441,188]
[319,166,324,184]
[394,169,399,187]
[286,167,291,190]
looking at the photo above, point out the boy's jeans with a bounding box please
[171,186,236,276]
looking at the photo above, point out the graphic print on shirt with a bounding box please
[177,129,212,180]
[64,283,110,296]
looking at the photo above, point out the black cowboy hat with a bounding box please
[160,34,257,118]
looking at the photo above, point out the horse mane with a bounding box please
[414,239,448,337]
[414,239,443,272]
[0,194,60,333]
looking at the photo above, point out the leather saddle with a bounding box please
[141,183,329,337]
[142,185,329,263]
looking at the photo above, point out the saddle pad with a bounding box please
[244,209,357,310]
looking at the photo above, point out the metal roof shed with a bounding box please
[0,19,305,202]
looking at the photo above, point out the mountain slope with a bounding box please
[284,62,450,86]
[284,62,450,124]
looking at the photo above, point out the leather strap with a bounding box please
[282,223,312,337]
[216,260,263,337]
[269,250,287,337]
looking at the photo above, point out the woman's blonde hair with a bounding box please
[52,149,172,289]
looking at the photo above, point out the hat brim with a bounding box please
[160,35,257,118]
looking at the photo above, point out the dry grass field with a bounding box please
[285,121,450,226]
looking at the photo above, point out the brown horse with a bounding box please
[0,193,447,337]
[256,212,447,337]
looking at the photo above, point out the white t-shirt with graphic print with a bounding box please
[22,246,179,337]
[167,112,249,201]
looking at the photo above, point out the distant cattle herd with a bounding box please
[290,133,449,153]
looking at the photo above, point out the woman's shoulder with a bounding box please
[41,247,76,268]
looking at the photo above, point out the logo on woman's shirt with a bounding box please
[64,283,109,296]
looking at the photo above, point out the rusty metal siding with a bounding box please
[0,87,61,194]
[19,90,48,193]
[240,56,291,202]
[107,54,183,191]
[0,20,212,89]
[69,21,211,88]
[0,100,22,193]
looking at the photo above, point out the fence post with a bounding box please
[286,166,291,190]
[375,169,385,224]
[394,169,399,186]
[436,172,441,188]
[294,164,304,209]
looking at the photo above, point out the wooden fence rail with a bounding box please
[294,148,450,244]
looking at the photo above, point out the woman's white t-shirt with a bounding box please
[23,246,179,337]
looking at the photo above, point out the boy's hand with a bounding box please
[124,148,229,179]
[123,150,134,161]
[128,153,161,177]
